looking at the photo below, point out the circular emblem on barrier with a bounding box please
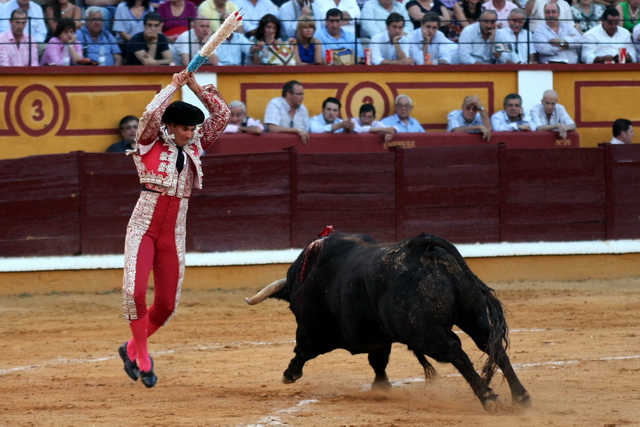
[345,82,390,120]
[15,85,59,137]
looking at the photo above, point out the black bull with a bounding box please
[246,233,531,411]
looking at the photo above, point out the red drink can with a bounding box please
[364,48,372,65]
[424,53,432,65]
[325,49,333,65]
[619,47,627,64]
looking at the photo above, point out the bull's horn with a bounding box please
[245,278,287,305]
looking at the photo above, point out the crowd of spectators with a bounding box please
[1,0,640,66]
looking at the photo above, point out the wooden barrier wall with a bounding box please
[2,143,639,257]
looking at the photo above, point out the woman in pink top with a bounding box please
[40,19,84,65]
[158,0,198,42]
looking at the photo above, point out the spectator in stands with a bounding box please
[40,18,85,65]
[310,97,354,133]
[530,90,576,139]
[571,0,605,34]
[458,10,498,64]
[233,0,278,38]
[157,0,198,42]
[405,0,451,34]
[616,0,640,32]
[526,0,572,32]
[223,101,264,134]
[582,7,636,63]
[198,0,243,34]
[494,8,536,64]
[0,0,47,42]
[278,0,318,39]
[450,0,483,42]
[293,16,323,65]
[360,0,413,39]
[351,103,397,142]
[491,93,536,131]
[533,2,583,64]
[264,80,310,144]
[106,116,139,152]
[172,16,218,65]
[0,8,37,65]
[610,119,635,144]
[370,12,414,65]
[126,12,173,65]
[247,14,297,65]
[45,0,82,35]
[314,0,360,34]
[381,94,426,133]
[634,24,640,58]
[113,0,155,46]
[482,0,518,29]
[447,95,491,141]
[84,0,119,33]
[214,31,251,65]
[408,12,457,64]
[315,8,363,64]
[76,7,123,66]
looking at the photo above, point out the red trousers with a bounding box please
[122,192,189,328]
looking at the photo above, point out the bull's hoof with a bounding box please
[282,370,302,384]
[513,392,532,408]
[371,378,392,391]
[481,393,503,413]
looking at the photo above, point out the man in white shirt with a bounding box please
[533,2,583,63]
[610,119,634,144]
[530,90,576,139]
[351,103,397,142]
[582,7,636,63]
[370,12,414,65]
[360,0,413,39]
[233,0,278,37]
[309,97,355,133]
[458,10,498,64]
[407,12,457,65]
[491,93,537,131]
[172,17,217,66]
[633,24,640,59]
[278,0,323,39]
[0,0,47,43]
[494,8,536,64]
[313,0,360,34]
[264,80,310,144]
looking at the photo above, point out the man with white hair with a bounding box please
[76,7,123,66]
[381,94,425,133]
[494,8,536,64]
[530,90,576,139]
[224,100,264,134]
[172,17,218,66]
[533,2,583,64]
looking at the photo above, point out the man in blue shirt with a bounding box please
[447,95,492,141]
[75,7,122,66]
[315,8,363,64]
[381,95,425,133]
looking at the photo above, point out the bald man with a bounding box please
[530,89,576,139]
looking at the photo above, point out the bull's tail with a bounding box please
[414,234,509,385]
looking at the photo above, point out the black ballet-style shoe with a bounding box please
[118,341,139,381]
[140,356,157,388]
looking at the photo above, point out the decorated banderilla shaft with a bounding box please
[187,11,243,72]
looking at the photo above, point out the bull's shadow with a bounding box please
[247,231,531,412]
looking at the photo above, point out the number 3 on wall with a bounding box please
[16,85,59,137]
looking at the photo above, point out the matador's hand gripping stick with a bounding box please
[187,11,243,72]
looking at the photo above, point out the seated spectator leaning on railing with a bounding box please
[447,95,492,141]
[264,80,310,144]
[407,12,457,64]
[157,0,198,42]
[314,8,363,64]
[223,100,264,134]
[458,9,498,64]
[41,18,85,65]
[370,12,414,65]
[0,0,47,43]
[533,2,583,64]
[247,14,296,65]
[530,89,575,140]
[581,7,636,63]
[233,0,278,38]
[126,12,172,65]
[381,94,425,133]
[0,8,38,66]
[360,0,412,39]
[494,8,536,63]
[571,0,605,34]
[610,119,635,145]
[309,97,354,133]
[293,16,323,64]
[76,7,122,66]
[351,103,397,142]
[45,0,82,35]
[491,93,536,132]
[197,0,243,33]
[172,16,217,65]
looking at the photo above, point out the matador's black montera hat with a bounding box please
[162,101,205,126]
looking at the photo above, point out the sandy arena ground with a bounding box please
[1,276,639,427]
